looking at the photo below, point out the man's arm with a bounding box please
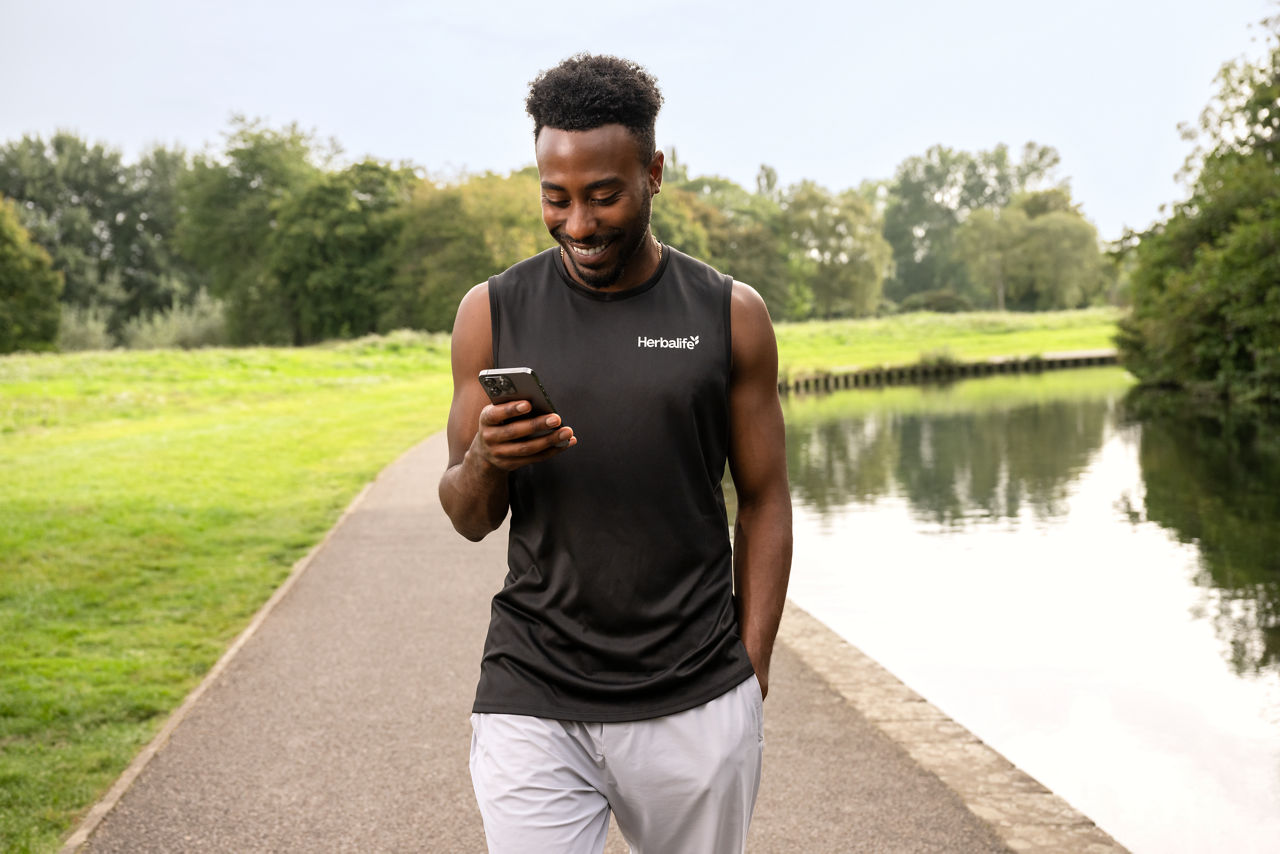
[437,283,577,541]
[727,281,793,700]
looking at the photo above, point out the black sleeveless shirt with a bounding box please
[471,245,756,722]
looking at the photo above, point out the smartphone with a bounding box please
[478,368,558,436]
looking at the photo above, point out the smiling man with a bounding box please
[438,54,792,854]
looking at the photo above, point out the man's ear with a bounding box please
[649,150,664,195]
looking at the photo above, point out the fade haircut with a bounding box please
[525,53,664,163]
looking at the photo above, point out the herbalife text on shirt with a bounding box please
[637,335,700,350]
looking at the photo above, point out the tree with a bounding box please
[670,170,790,317]
[953,207,1026,311]
[882,143,1060,302]
[1010,207,1111,310]
[954,189,1111,311]
[651,184,714,262]
[0,196,63,352]
[386,169,546,333]
[0,134,196,335]
[120,145,208,324]
[177,118,326,344]
[780,181,891,318]
[266,160,415,344]
[1119,16,1280,406]
[0,133,127,315]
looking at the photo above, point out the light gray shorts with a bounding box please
[469,675,764,854]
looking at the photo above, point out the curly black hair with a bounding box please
[525,54,664,162]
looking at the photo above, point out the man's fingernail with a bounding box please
[515,402,530,413]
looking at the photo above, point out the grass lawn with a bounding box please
[774,307,1122,377]
[0,332,453,852]
[0,309,1121,851]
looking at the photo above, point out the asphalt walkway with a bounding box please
[68,433,1121,853]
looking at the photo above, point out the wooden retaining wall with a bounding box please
[779,349,1119,395]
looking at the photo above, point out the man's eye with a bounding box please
[542,196,569,208]
[591,194,621,205]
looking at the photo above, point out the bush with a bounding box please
[119,289,228,349]
[58,304,115,351]
[329,328,450,355]
[900,289,973,313]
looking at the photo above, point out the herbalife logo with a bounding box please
[637,334,700,350]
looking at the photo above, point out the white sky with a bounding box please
[1,0,1275,241]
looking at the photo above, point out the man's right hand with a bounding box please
[472,400,576,472]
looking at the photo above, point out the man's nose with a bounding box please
[563,202,596,242]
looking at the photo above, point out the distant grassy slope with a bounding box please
[774,308,1121,377]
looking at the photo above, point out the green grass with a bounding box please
[0,331,453,852]
[782,366,1136,424]
[0,309,1124,851]
[774,307,1122,376]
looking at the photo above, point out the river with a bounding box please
[777,367,1280,854]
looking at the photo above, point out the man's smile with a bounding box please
[567,242,609,258]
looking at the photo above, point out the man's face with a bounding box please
[535,124,663,291]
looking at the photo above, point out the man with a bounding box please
[438,53,792,854]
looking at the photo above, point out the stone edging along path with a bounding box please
[780,603,1127,854]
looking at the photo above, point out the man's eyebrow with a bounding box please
[540,178,624,193]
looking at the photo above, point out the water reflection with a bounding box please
[779,369,1280,853]
[786,374,1115,526]
[1130,410,1280,678]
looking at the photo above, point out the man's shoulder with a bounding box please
[493,246,560,285]
[663,246,734,291]
[665,245,721,275]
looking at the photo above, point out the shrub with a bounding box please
[58,304,115,351]
[900,289,973,313]
[120,289,228,349]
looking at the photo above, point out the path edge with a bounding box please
[778,601,1129,854]
[57,440,422,853]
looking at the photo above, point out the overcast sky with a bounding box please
[2,0,1274,240]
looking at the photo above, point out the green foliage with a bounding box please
[1120,17,1280,407]
[266,160,415,344]
[56,304,113,351]
[900,289,973,313]
[669,172,792,316]
[386,169,545,332]
[0,134,128,314]
[954,190,1112,311]
[0,196,62,353]
[780,181,891,318]
[177,118,326,344]
[3,118,1120,343]
[0,134,199,334]
[119,289,228,349]
[883,142,1061,302]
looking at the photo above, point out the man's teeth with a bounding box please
[570,243,607,257]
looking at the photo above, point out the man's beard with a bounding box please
[553,194,653,289]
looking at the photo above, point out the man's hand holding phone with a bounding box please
[473,368,575,471]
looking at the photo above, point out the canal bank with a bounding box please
[780,349,1118,395]
[65,432,1122,853]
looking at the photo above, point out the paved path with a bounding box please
[69,433,1120,853]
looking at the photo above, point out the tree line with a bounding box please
[0,118,1120,353]
[1118,15,1280,409]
